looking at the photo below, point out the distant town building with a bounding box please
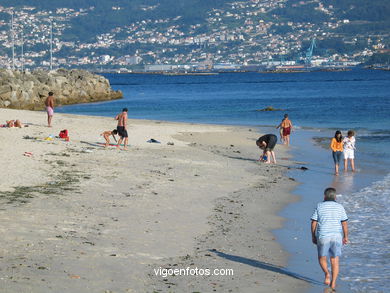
[145,64,173,72]
[125,56,142,65]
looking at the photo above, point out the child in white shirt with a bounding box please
[343,130,356,172]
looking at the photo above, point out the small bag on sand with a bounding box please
[59,129,69,138]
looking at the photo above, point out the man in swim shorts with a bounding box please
[279,114,293,146]
[45,92,55,127]
[256,134,277,164]
[115,108,129,150]
[311,187,349,290]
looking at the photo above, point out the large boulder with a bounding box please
[0,68,123,110]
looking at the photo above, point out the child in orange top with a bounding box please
[330,130,343,175]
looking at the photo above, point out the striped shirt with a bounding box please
[311,201,348,238]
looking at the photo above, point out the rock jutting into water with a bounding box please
[256,106,284,112]
[0,68,123,110]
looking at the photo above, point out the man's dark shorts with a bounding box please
[117,126,128,138]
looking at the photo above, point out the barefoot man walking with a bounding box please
[311,187,349,290]
[45,92,55,127]
[277,113,293,146]
[115,108,129,150]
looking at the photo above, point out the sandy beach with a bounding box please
[0,108,310,292]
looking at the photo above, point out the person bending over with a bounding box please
[256,134,277,164]
[100,129,118,148]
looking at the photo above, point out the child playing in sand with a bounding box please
[343,130,356,172]
[100,129,118,148]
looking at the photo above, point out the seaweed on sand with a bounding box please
[0,170,85,205]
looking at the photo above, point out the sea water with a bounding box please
[57,69,390,292]
[275,127,390,293]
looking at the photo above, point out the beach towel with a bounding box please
[147,138,161,144]
[97,142,127,147]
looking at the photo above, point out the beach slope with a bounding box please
[0,109,308,292]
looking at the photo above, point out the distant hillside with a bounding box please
[275,0,390,32]
[322,0,389,21]
[0,0,389,68]
[1,0,231,41]
[274,0,389,20]
[3,0,389,41]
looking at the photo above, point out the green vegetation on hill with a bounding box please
[273,2,329,23]
[1,0,389,66]
[4,0,231,41]
[322,0,390,21]
[312,37,369,55]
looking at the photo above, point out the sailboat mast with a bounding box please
[50,19,53,70]
[11,11,15,70]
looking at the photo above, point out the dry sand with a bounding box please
[0,109,309,292]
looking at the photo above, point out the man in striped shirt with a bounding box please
[311,187,349,290]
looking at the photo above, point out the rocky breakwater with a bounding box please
[0,68,122,110]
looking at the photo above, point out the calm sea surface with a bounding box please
[57,69,390,292]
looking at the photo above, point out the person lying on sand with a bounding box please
[6,120,26,128]
[100,129,118,148]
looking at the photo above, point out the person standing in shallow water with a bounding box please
[277,114,293,146]
[343,130,356,172]
[311,187,349,291]
[44,92,55,127]
[330,130,343,176]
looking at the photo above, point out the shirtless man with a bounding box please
[45,92,55,127]
[277,114,293,146]
[115,108,128,150]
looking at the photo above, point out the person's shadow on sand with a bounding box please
[225,155,258,162]
[210,249,322,286]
